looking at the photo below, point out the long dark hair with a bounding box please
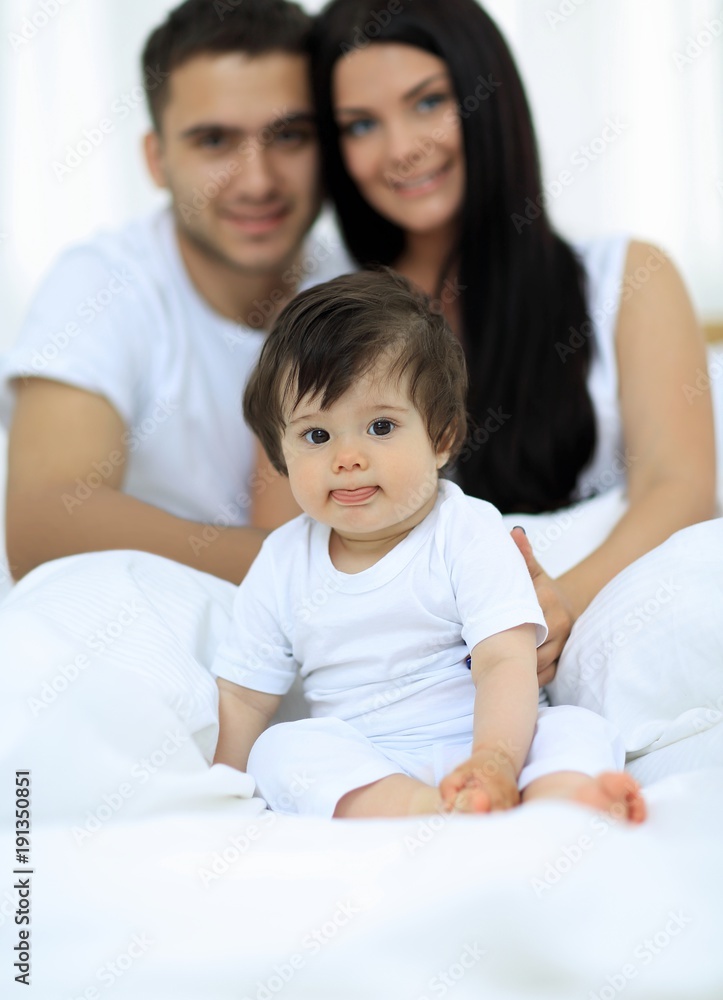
[311,0,596,513]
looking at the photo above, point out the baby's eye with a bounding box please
[304,428,330,445]
[368,420,395,437]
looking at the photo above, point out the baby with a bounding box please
[213,271,645,822]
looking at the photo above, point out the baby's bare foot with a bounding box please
[450,785,494,814]
[440,755,519,814]
[522,771,646,823]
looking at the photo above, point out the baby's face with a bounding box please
[281,368,449,543]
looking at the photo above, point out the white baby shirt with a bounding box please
[213,480,547,745]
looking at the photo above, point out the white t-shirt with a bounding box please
[0,208,354,525]
[213,480,547,744]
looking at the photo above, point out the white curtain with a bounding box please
[1,0,721,351]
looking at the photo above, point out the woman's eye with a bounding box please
[417,93,448,113]
[304,428,330,445]
[339,118,376,138]
[368,420,394,437]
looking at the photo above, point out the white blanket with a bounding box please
[1,540,723,999]
[2,346,722,998]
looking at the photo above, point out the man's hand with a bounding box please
[439,746,519,813]
[510,527,575,686]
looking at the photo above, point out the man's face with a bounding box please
[145,51,321,278]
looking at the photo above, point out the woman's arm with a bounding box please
[559,241,715,608]
[519,241,716,682]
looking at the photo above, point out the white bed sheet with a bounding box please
[1,546,722,998]
[1,346,723,997]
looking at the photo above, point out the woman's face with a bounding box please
[332,44,465,239]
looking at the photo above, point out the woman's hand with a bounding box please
[510,527,576,685]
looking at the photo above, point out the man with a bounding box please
[1,0,351,584]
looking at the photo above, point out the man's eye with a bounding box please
[304,428,330,444]
[273,128,315,148]
[198,131,227,149]
[368,420,394,437]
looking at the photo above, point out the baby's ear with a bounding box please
[435,423,456,469]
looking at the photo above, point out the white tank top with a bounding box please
[573,234,630,500]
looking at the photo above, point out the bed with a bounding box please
[1,347,723,999]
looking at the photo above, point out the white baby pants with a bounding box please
[247,705,625,818]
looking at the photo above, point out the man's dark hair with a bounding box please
[244,270,468,476]
[142,0,312,132]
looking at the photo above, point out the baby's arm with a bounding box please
[439,623,539,812]
[213,678,281,772]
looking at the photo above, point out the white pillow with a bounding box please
[548,519,723,760]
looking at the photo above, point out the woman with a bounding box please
[307,0,715,681]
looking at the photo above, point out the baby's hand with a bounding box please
[439,748,519,814]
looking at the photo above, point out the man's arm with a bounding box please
[6,379,266,583]
[249,438,301,530]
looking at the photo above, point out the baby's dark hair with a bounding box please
[244,270,468,475]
